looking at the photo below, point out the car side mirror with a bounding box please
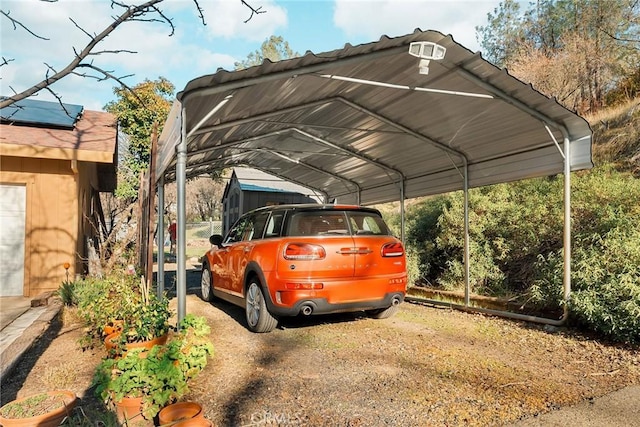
[209,234,224,248]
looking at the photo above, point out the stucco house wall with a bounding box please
[0,105,117,297]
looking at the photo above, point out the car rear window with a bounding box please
[287,210,390,236]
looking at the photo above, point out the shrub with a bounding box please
[93,314,214,420]
[404,165,640,344]
[531,167,640,343]
[74,270,172,349]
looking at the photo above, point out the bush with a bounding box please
[531,167,640,343]
[74,270,172,349]
[404,165,640,344]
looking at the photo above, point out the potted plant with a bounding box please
[0,390,77,427]
[104,292,171,357]
[75,272,141,348]
[93,346,186,422]
[93,315,213,422]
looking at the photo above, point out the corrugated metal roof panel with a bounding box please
[158,29,592,205]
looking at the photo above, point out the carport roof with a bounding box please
[157,29,592,205]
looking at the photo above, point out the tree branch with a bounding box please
[599,28,640,44]
[0,9,50,40]
[0,0,166,109]
[0,0,265,109]
[1,56,14,67]
[241,0,266,23]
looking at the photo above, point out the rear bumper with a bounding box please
[265,292,405,317]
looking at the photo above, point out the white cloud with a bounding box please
[201,0,288,41]
[333,0,501,52]
[0,0,240,108]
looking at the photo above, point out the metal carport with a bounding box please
[154,29,592,325]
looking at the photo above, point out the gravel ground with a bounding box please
[2,276,639,427]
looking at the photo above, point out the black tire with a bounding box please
[201,264,213,302]
[245,279,278,333]
[366,304,400,319]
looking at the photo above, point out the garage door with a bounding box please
[0,184,26,296]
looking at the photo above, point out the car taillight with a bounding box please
[381,242,404,257]
[284,243,326,260]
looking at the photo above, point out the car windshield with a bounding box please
[287,210,390,236]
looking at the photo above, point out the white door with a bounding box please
[0,184,26,296]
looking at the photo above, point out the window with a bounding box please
[288,211,349,236]
[348,211,389,235]
[226,215,252,243]
[264,212,285,238]
[251,212,270,240]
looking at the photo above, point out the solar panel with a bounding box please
[0,98,83,129]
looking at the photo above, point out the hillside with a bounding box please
[588,98,640,175]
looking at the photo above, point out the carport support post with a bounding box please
[562,135,571,318]
[463,160,470,307]
[157,175,165,299]
[400,181,405,243]
[176,107,188,324]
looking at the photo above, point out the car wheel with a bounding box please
[366,304,399,319]
[245,279,277,333]
[201,265,213,302]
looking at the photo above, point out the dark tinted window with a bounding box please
[287,210,389,236]
[251,212,270,240]
[225,215,251,243]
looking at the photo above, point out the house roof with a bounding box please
[1,105,118,164]
[1,98,84,129]
[232,167,323,197]
[157,29,592,205]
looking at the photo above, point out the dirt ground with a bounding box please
[2,271,639,426]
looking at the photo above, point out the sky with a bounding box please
[0,0,502,112]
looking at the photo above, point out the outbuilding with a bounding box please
[0,99,117,297]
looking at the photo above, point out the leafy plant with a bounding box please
[404,164,640,344]
[0,391,76,420]
[56,280,78,306]
[93,315,214,420]
[75,271,172,350]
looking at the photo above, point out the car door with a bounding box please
[348,211,406,279]
[212,216,249,293]
[225,212,269,296]
[218,215,251,296]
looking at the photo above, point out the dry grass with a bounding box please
[40,363,78,390]
[586,98,640,174]
[584,98,640,124]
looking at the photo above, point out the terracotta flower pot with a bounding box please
[0,390,77,427]
[158,401,203,425]
[105,332,168,357]
[174,416,212,426]
[114,395,144,424]
[103,320,124,336]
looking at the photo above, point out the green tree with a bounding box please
[475,0,526,66]
[477,0,640,111]
[234,35,299,70]
[104,77,174,198]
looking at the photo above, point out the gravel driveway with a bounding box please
[2,269,638,427]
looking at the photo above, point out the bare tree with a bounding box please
[186,176,226,221]
[0,0,265,109]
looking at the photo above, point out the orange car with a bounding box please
[200,204,407,332]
